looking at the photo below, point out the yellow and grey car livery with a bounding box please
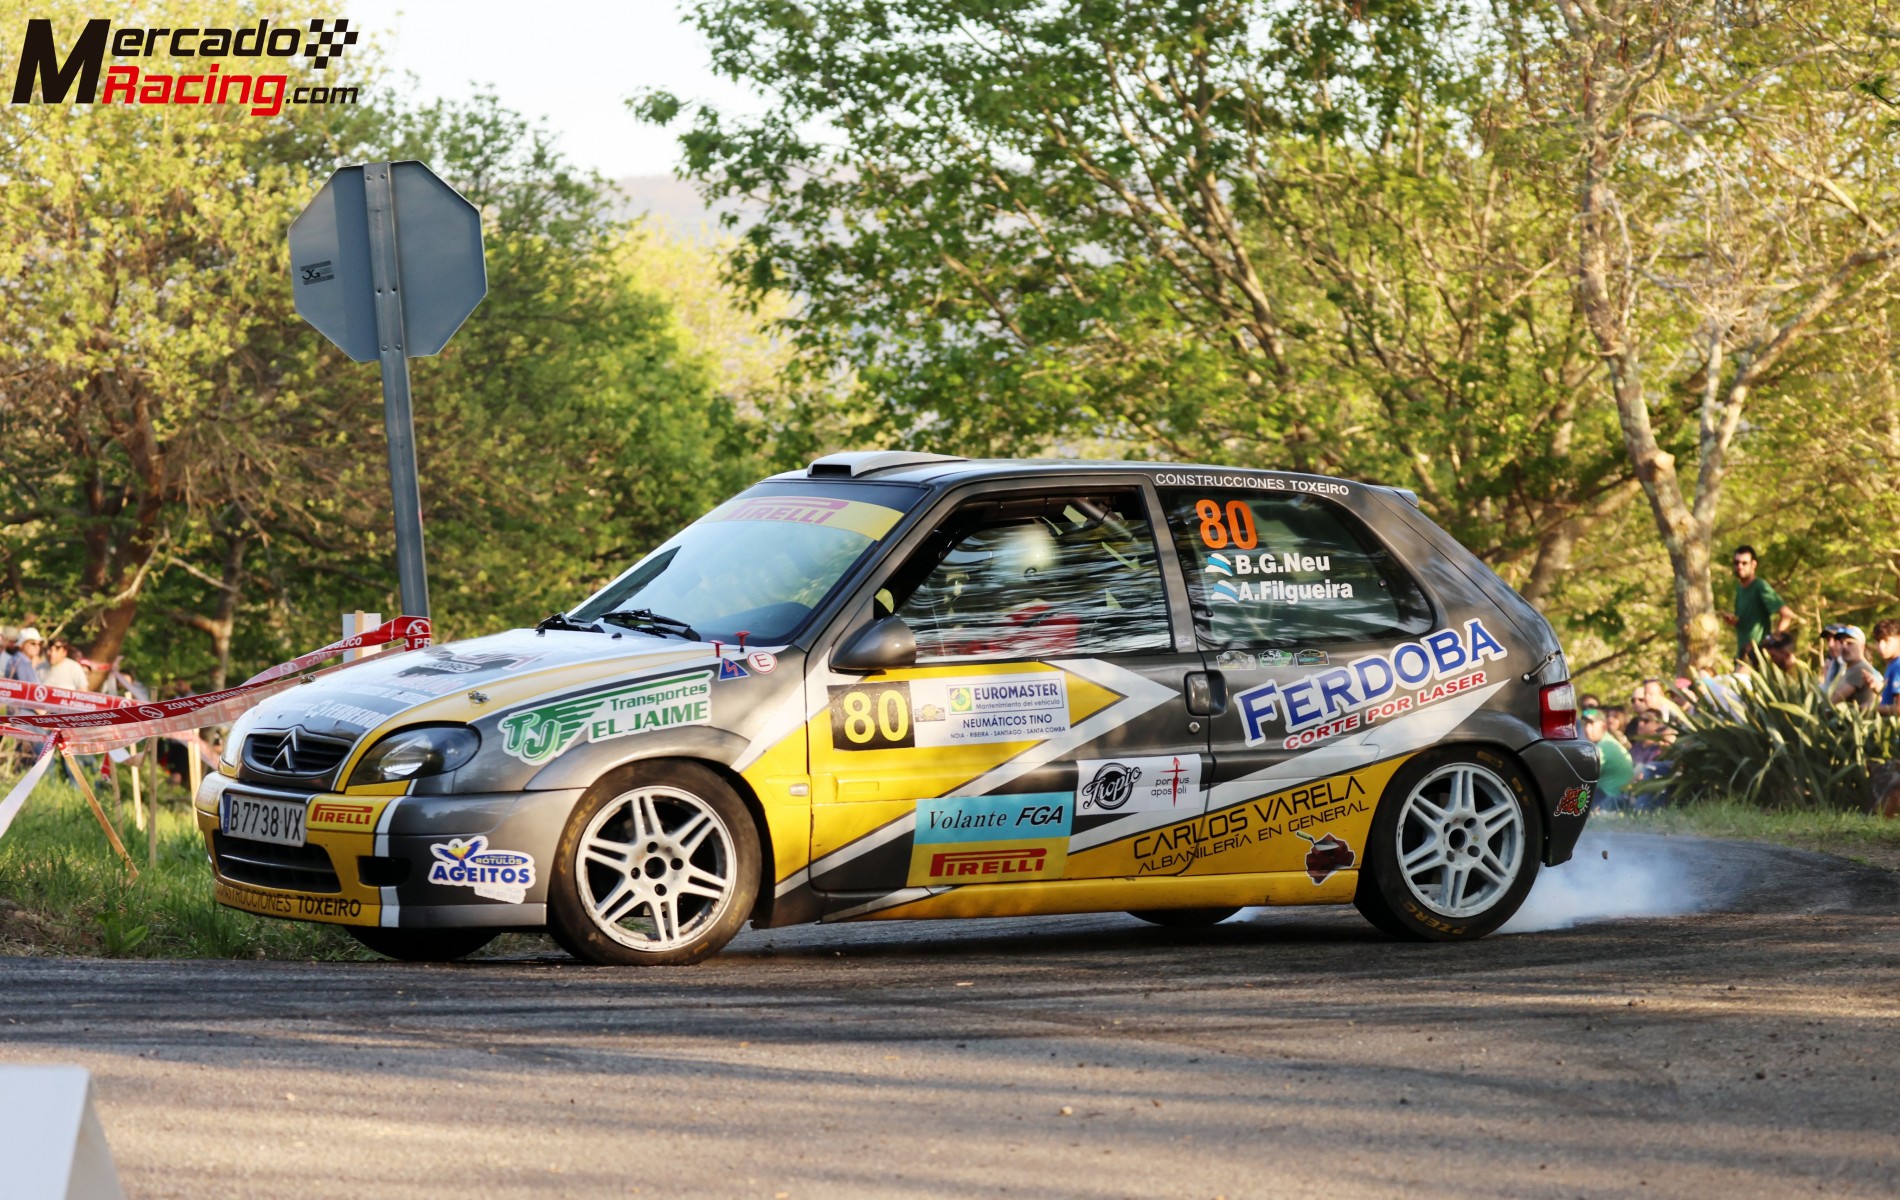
[196,452,1598,959]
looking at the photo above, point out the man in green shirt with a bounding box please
[1722,544,1797,660]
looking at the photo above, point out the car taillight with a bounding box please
[1540,682,1578,740]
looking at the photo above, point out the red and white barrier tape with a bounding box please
[0,616,431,755]
[0,679,134,715]
[0,741,56,842]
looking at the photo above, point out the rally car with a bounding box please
[196,453,1600,963]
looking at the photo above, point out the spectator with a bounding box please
[1759,631,1799,675]
[15,627,46,675]
[1722,545,1799,660]
[1639,677,1685,729]
[1627,711,1674,808]
[1,625,37,686]
[1821,625,1848,694]
[1579,692,1602,712]
[1583,707,1634,812]
[1875,620,1900,718]
[39,636,90,693]
[1828,626,1882,712]
[1603,704,1632,747]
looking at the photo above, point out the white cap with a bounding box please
[16,627,43,644]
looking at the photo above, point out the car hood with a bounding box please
[238,627,725,745]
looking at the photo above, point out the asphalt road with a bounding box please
[2,829,1897,1200]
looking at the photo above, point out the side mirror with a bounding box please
[831,616,917,674]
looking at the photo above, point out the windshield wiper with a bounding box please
[536,612,603,634]
[600,609,701,641]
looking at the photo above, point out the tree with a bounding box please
[1517,0,1900,670]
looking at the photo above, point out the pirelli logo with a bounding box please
[927,848,1047,878]
[308,801,377,829]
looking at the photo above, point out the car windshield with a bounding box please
[568,486,916,644]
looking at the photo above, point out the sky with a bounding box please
[347,1,766,180]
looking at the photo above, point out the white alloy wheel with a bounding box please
[1394,762,1527,920]
[576,785,739,952]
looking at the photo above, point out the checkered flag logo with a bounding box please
[304,18,358,70]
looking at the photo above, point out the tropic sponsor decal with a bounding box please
[1075,755,1202,815]
[497,670,712,765]
[1235,619,1508,748]
[1556,784,1593,818]
[214,880,365,922]
[705,494,905,540]
[427,836,536,903]
[306,800,378,831]
[908,792,1070,885]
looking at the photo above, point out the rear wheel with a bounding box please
[1355,749,1542,941]
[348,926,497,962]
[547,761,760,966]
[1127,906,1240,928]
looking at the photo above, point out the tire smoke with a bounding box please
[1501,827,1729,934]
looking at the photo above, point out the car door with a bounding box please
[804,481,1211,901]
[1153,482,1447,883]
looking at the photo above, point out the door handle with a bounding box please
[1185,670,1228,717]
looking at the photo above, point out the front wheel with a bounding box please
[547,762,760,966]
[1355,749,1542,941]
[348,926,497,962]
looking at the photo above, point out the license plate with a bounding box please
[220,793,306,847]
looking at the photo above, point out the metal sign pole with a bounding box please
[361,162,431,620]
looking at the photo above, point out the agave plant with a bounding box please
[1654,665,1900,812]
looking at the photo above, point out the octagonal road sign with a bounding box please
[289,160,487,362]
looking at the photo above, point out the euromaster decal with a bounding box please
[1235,619,1508,748]
[910,673,1070,746]
[12,16,363,118]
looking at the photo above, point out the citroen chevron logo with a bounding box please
[271,728,301,772]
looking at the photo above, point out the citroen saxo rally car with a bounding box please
[197,453,1601,963]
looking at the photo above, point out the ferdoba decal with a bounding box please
[1235,619,1507,747]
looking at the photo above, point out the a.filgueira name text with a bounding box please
[12,18,360,117]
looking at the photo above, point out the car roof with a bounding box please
[769,452,1419,506]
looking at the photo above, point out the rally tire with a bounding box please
[547,761,760,966]
[347,926,497,962]
[1127,907,1240,928]
[1354,747,1542,941]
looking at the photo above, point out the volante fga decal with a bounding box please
[1076,755,1202,815]
[428,836,536,903]
[499,670,712,764]
[1237,619,1508,749]
[907,793,1071,885]
[831,672,1071,751]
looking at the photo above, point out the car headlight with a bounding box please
[349,725,480,786]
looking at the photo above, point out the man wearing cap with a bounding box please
[1722,545,1798,661]
[1758,631,1799,675]
[2,626,39,686]
[1821,625,1849,695]
[1828,626,1882,711]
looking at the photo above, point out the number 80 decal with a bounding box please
[828,681,915,750]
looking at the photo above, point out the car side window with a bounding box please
[1159,488,1433,647]
[885,491,1172,661]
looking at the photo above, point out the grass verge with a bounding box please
[1605,799,1900,872]
[0,766,365,959]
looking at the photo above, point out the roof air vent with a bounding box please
[807,451,968,478]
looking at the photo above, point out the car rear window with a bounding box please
[1158,488,1433,647]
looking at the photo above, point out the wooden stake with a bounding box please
[64,748,138,880]
[186,728,202,801]
[129,744,144,831]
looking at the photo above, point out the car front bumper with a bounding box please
[196,772,581,930]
